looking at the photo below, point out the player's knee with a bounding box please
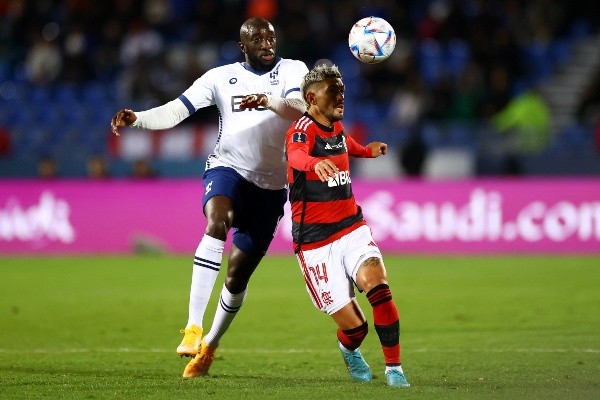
[225,275,249,294]
[356,260,388,293]
[204,219,230,240]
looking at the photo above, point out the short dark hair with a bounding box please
[301,64,342,100]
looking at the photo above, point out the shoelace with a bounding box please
[180,329,198,345]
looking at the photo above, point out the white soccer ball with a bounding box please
[348,16,396,64]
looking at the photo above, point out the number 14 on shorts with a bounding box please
[309,263,329,283]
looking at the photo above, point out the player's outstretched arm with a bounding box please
[346,134,387,158]
[111,109,137,136]
[110,99,191,136]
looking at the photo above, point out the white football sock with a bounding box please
[186,235,224,328]
[203,284,247,347]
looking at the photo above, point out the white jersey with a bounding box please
[180,58,309,190]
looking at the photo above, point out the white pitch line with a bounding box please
[0,348,598,354]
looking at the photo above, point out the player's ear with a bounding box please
[306,92,315,105]
[239,41,246,54]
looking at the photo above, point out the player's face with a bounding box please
[314,78,345,123]
[239,22,277,71]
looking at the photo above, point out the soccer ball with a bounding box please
[348,16,396,64]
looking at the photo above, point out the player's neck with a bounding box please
[308,111,334,131]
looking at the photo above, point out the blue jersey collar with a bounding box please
[241,57,282,75]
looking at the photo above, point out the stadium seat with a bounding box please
[54,83,79,103]
[569,18,592,42]
[445,39,470,78]
[445,123,474,148]
[421,122,443,148]
[521,42,552,82]
[549,39,571,67]
[418,39,443,86]
[28,85,52,105]
[559,124,593,150]
[81,81,108,103]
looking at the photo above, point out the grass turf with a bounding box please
[0,255,599,399]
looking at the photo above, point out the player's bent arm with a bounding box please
[345,134,388,158]
[345,134,372,158]
[131,98,191,130]
[287,146,319,171]
[265,95,307,121]
[287,146,339,182]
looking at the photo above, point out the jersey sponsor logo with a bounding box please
[229,78,237,84]
[292,132,307,143]
[324,136,347,151]
[324,141,344,150]
[327,170,351,187]
[205,180,213,194]
[231,95,268,112]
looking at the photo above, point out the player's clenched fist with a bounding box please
[366,142,387,157]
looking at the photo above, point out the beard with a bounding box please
[330,109,344,121]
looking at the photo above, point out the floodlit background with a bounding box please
[0,0,599,179]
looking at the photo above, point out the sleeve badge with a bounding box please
[292,132,307,143]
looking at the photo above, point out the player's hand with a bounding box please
[314,159,339,182]
[367,142,387,157]
[110,109,137,136]
[239,93,268,110]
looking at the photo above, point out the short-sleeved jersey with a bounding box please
[179,57,308,190]
[286,114,372,252]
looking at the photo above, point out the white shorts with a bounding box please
[295,225,383,315]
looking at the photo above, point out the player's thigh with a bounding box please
[342,225,384,291]
[296,243,355,316]
[232,185,286,257]
[201,167,244,217]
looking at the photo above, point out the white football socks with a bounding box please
[203,284,247,347]
[186,235,224,328]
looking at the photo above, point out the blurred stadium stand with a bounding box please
[0,0,599,179]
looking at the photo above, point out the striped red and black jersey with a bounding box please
[286,113,373,252]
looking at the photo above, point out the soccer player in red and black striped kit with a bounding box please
[285,64,410,388]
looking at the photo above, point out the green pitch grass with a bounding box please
[1,255,598,399]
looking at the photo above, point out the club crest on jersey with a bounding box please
[292,132,307,143]
[269,67,280,85]
[327,170,351,187]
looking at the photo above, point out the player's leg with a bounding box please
[203,246,260,346]
[331,300,373,382]
[183,184,285,377]
[182,247,261,378]
[349,227,410,388]
[203,185,285,347]
[178,167,238,357]
[296,242,373,382]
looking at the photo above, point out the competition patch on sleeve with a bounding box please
[292,132,307,143]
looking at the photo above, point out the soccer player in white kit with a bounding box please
[111,17,308,378]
